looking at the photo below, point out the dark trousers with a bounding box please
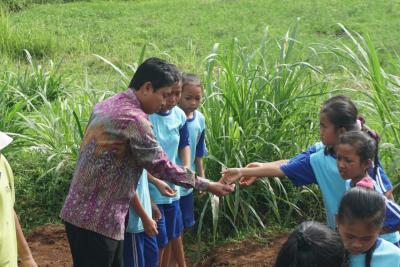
[65,221,124,267]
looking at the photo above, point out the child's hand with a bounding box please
[156,180,177,197]
[239,177,258,187]
[151,202,162,222]
[20,257,38,267]
[142,216,158,237]
[239,162,262,187]
[221,168,243,184]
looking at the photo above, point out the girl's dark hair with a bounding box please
[274,221,345,267]
[181,73,202,91]
[321,95,358,131]
[321,95,358,155]
[337,187,386,267]
[339,131,379,179]
[129,57,180,91]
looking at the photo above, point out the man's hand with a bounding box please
[206,181,235,197]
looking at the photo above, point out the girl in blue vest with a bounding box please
[124,170,158,267]
[147,78,189,267]
[177,73,207,230]
[337,187,400,267]
[336,131,400,245]
[222,95,393,229]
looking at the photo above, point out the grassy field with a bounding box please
[2,0,400,254]
[2,0,400,87]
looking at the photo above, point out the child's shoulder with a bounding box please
[173,106,187,118]
[194,109,206,121]
[312,142,325,152]
[376,238,400,256]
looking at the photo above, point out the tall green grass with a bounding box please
[196,23,328,243]
[329,24,400,187]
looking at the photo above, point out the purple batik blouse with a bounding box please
[60,89,209,240]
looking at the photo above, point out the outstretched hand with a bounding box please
[239,162,262,187]
[220,168,243,185]
[207,181,235,197]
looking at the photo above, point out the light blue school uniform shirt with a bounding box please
[350,238,400,267]
[177,110,208,197]
[280,142,393,229]
[345,179,400,244]
[126,170,151,233]
[148,106,189,204]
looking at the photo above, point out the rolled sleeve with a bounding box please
[280,147,318,186]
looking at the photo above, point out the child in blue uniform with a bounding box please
[336,131,400,245]
[177,73,207,230]
[222,95,393,229]
[337,187,400,266]
[124,170,159,267]
[275,221,345,267]
[147,79,190,267]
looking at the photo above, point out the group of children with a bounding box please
[3,55,400,267]
[222,95,400,266]
[123,72,206,267]
[120,66,400,266]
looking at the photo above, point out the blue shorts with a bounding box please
[156,200,184,249]
[179,192,195,229]
[124,231,159,267]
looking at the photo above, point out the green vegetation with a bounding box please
[2,0,400,261]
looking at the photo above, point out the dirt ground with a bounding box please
[27,224,288,267]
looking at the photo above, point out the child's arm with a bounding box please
[222,160,288,185]
[150,198,161,221]
[148,173,177,197]
[195,157,205,178]
[130,194,158,236]
[179,145,191,168]
[14,211,37,267]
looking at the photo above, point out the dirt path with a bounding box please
[27,224,287,267]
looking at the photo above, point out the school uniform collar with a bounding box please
[186,110,197,122]
[157,110,172,116]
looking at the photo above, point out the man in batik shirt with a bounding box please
[61,58,234,267]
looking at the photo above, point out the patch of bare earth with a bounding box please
[27,224,288,267]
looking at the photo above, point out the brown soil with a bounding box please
[27,224,72,267]
[196,232,288,267]
[27,224,288,267]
